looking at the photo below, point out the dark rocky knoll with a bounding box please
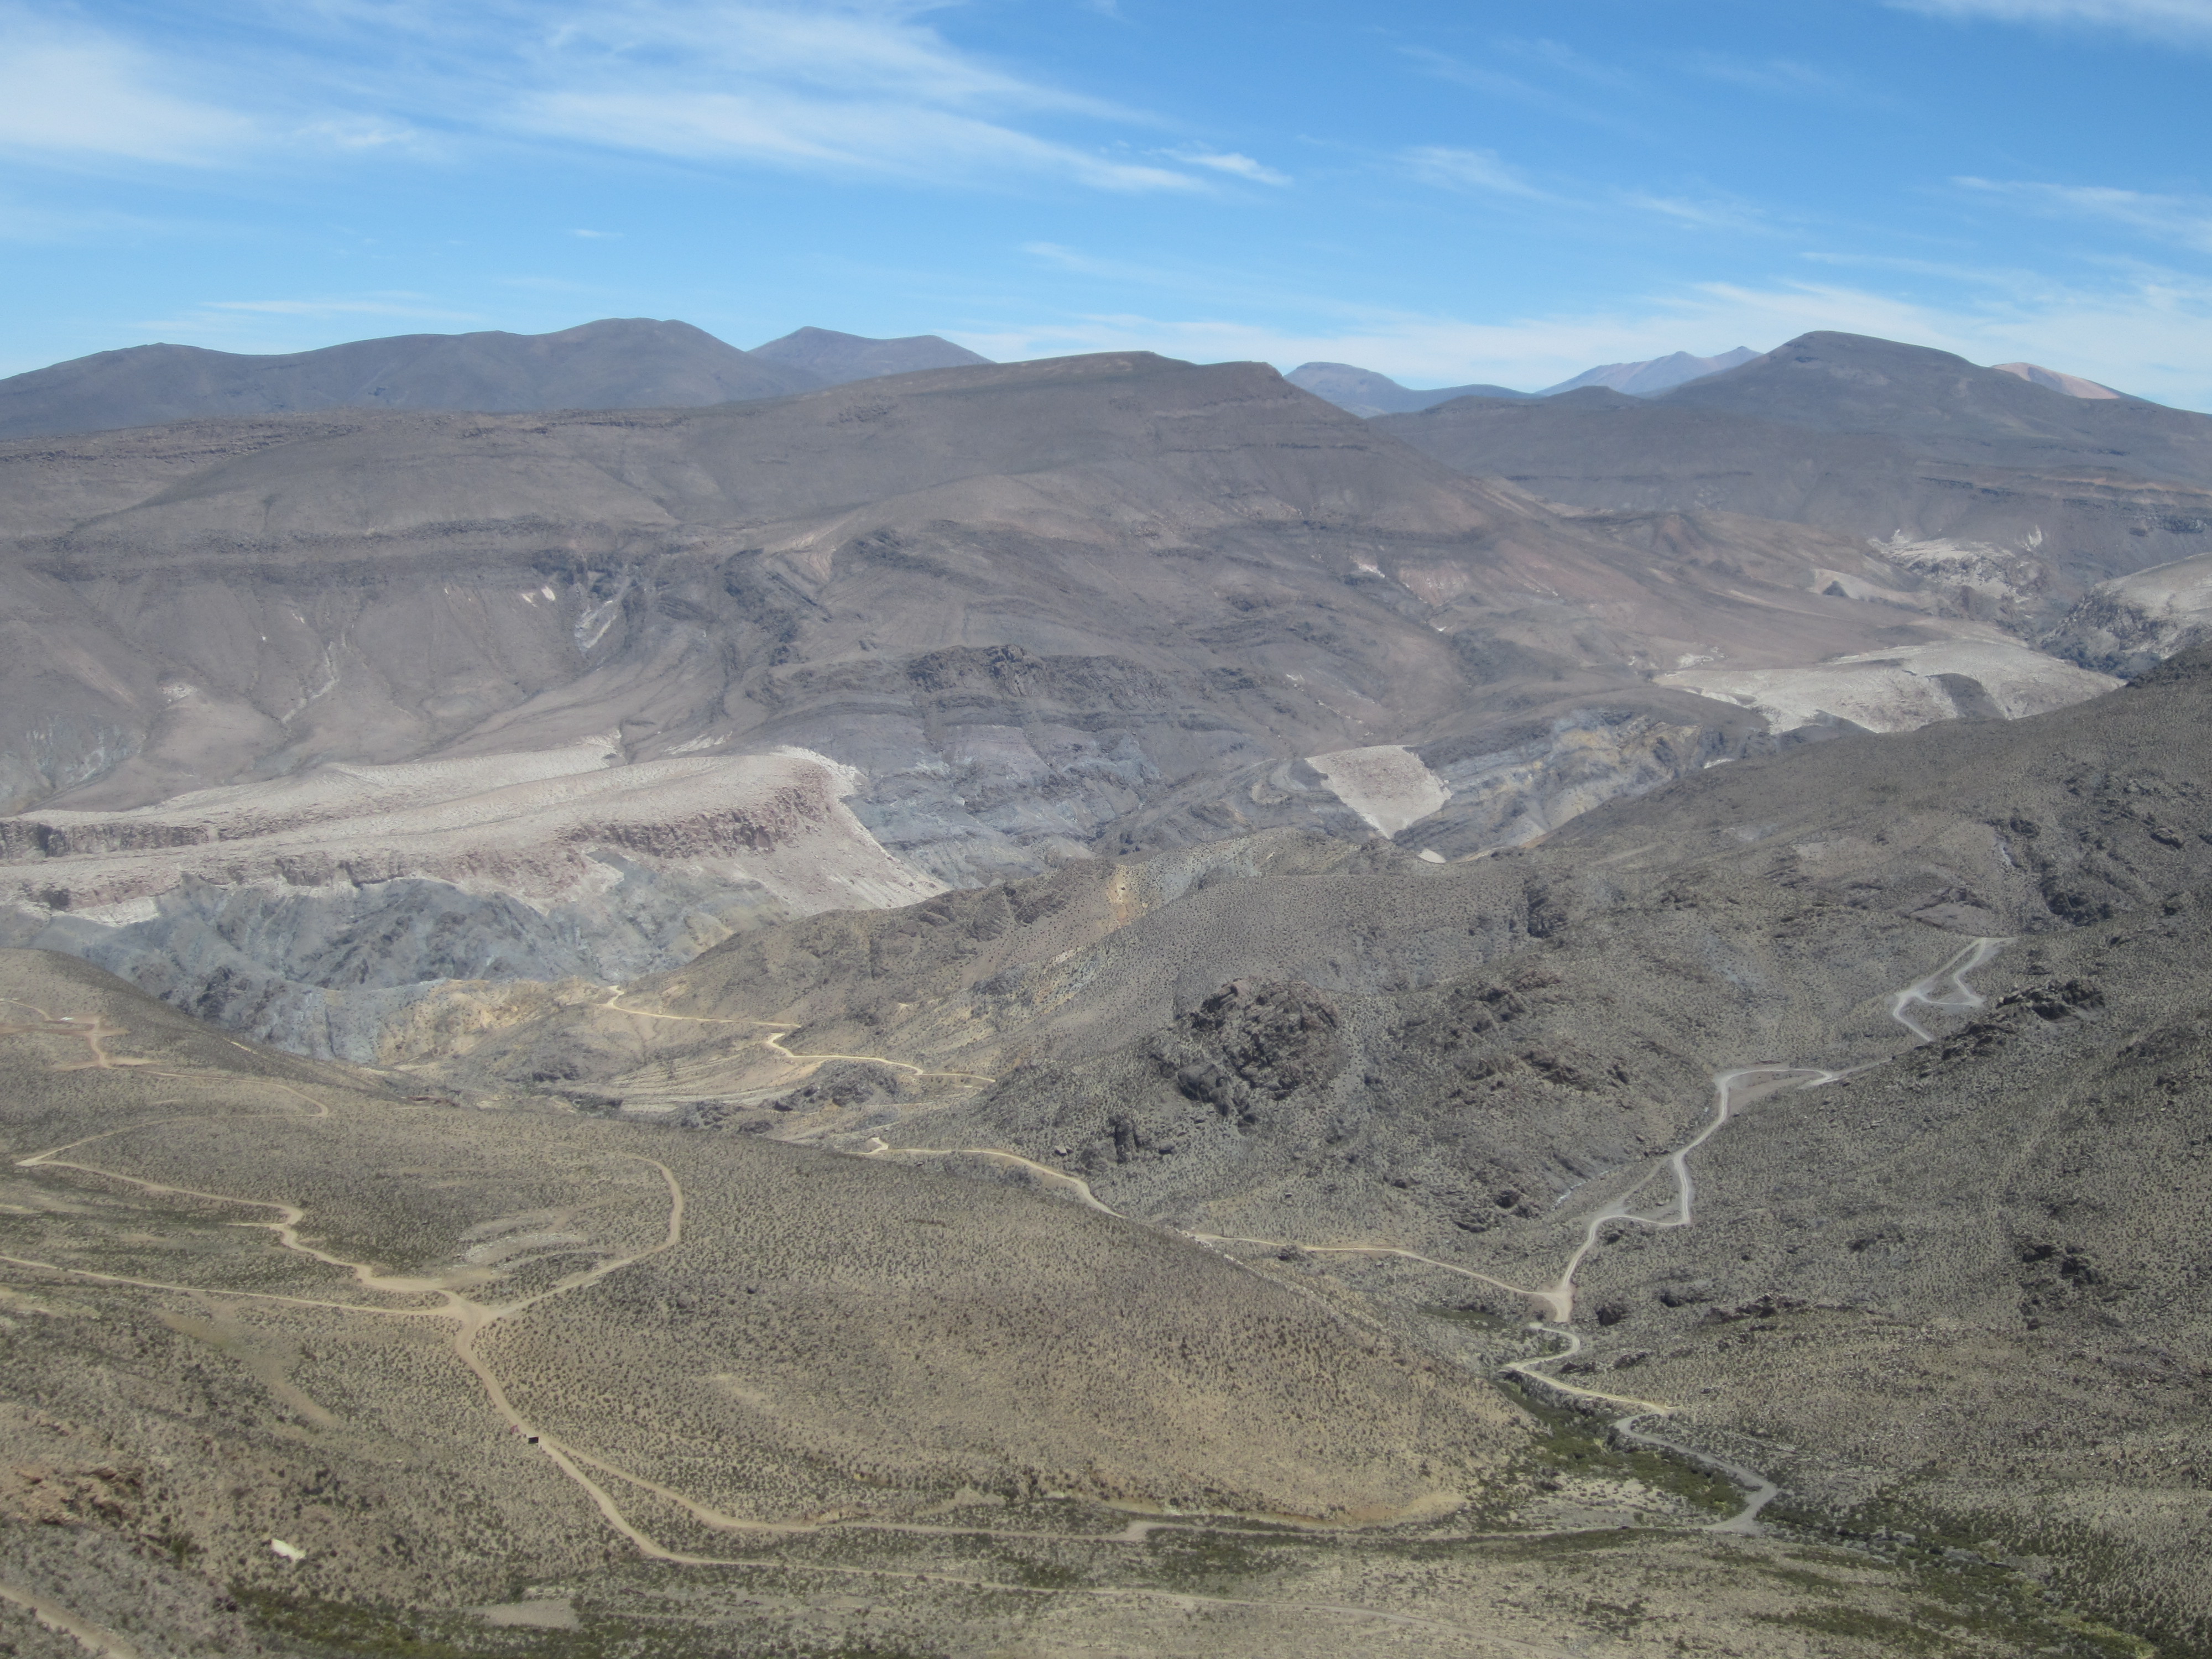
[749,324,990,384]
[0,317,836,441]
[479,654,2212,1650]
[1379,331,2212,624]
[2,348,2059,1056]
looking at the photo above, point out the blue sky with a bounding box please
[3,0,2210,405]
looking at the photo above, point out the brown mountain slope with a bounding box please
[0,936,2156,1658]
[748,325,990,383]
[1377,332,2212,628]
[0,352,2112,1057]
[0,318,828,442]
[460,654,2212,1648]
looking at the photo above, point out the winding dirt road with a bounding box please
[598,992,997,1086]
[847,937,2011,1531]
[0,931,2008,1645]
[1487,936,2012,1527]
[0,1022,1561,1654]
[1162,937,2010,1530]
[0,1579,143,1659]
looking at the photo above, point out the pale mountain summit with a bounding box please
[1539,346,1761,397]
[1992,360,2124,399]
[1285,361,1530,416]
[750,325,991,384]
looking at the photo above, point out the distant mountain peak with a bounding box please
[0,320,1005,440]
[1538,347,1760,399]
[749,327,990,386]
[1285,362,1530,416]
[1991,361,2124,400]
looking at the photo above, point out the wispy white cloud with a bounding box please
[1490,36,1640,88]
[1889,0,2212,41]
[1168,149,1290,186]
[1798,249,2052,286]
[519,1,1131,116]
[514,89,1197,190]
[0,1,1210,194]
[299,116,431,154]
[1681,53,1861,97]
[0,9,257,164]
[488,1,1199,191]
[1624,192,1769,232]
[1405,147,1761,234]
[1403,145,1551,200]
[1022,242,1188,283]
[1399,45,1638,132]
[1958,176,2212,252]
[0,193,182,243]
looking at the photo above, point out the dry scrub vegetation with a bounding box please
[8,661,2212,1656]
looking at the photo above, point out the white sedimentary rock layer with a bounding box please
[2,739,940,918]
[1305,746,1451,837]
[2044,549,2212,674]
[1657,639,2119,734]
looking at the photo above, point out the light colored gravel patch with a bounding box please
[1305,746,1450,837]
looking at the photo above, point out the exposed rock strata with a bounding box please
[0,350,2129,1056]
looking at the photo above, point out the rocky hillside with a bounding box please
[442,652,2212,1651]
[6,637,2203,1650]
[1379,331,2212,630]
[0,349,2125,1058]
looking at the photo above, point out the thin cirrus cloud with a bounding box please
[0,0,1209,194]
[513,1,1131,117]
[458,0,1203,191]
[1167,149,1291,186]
[1405,148,1766,232]
[513,89,1198,191]
[1958,176,2212,252]
[1680,53,1860,98]
[1397,46,1639,133]
[1888,0,2212,39]
[1624,192,1770,232]
[0,12,257,164]
[1402,146,1551,200]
